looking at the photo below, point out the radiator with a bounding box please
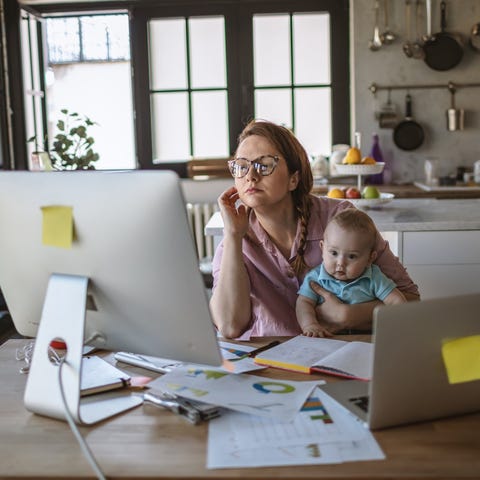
[186,202,219,263]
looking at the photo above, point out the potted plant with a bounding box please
[49,109,100,170]
[27,134,52,171]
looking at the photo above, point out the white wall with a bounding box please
[351,0,480,183]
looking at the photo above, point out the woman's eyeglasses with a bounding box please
[227,155,279,178]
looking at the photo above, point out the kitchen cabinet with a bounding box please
[366,199,480,300]
[398,230,480,300]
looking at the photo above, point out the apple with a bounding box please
[362,186,380,199]
[345,187,361,199]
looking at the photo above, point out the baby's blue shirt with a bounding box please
[298,263,396,304]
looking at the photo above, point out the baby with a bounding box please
[296,208,406,337]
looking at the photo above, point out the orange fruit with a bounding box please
[327,188,345,199]
[361,156,376,165]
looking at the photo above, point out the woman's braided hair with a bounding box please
[236,120,313,275]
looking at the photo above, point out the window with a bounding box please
[16,0,349,174]
[47,15,130,64]
[22,11,135,170]
[148,16,229,161]
[252,12,332,156]
[132,0,350,170]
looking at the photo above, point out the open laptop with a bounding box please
[319,293,480,430]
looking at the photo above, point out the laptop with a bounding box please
[319,293,480,430]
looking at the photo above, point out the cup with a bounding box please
[424,159,438,185]
[474,160,480,184]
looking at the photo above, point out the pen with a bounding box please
[114,352,176,374]
[247,340,281,358]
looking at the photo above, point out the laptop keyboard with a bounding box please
[349,395,369,413]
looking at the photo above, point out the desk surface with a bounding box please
[2,337,480,479]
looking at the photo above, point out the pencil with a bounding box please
[247,340,281,358]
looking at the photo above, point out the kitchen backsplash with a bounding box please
[351,0,480,184]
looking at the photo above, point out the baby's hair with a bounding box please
[328,208,377,250]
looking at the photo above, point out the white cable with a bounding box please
[58,358,107,480]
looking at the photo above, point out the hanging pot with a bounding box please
[393,94,425,151]
[469,22,480,53]
[423,0,464,71]
[377,89,398,129]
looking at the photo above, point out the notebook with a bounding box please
[319,293,480,430]
[254,335,373,380]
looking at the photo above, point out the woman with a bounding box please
[210,120,419,339]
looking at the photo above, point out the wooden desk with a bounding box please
[2,338,480,479]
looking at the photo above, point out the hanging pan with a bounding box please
[423,0,464,71]
[393,94,425,151]
[469,23,480,53]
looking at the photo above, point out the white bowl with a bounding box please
[335,162,385,175]
[349,192,395,209]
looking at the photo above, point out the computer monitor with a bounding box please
[0,170,222,424]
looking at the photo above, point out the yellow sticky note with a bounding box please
[441,335,480,384]
[41,205,74,249]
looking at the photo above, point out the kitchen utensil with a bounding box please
[380,0,396,44]
[469,22,480,53]
[377,89,398,129]
[393,94,425,151]
[369,0,383,51]
[423,0,464,71]
[411,0,426,59]
[446,84,465,131]
[403,0,413,57]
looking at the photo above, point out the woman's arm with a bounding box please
[209,187,252,339]
[383,288,407,305]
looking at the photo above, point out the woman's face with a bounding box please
[234,135,299,210]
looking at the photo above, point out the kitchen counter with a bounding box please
[312,183,480,199]
[205,198,480,236]
[363,198,480,232]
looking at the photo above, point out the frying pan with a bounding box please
[393,94,425,151]
[423,0,464,71]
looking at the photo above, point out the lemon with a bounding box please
[361,156,376,165]
[342,147,361,165]
[327,188,345,199]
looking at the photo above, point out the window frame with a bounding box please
[130,0,350,170]
[6,0,349,173]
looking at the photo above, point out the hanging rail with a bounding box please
[369,81,480,94]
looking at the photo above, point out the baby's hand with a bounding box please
[302,324,332,338]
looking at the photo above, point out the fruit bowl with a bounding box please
[335,162,385,175]
[349,192,395,209]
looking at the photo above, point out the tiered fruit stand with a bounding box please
[334,162,394,208]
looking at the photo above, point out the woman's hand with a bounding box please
[218,186,249,238]
[310,281,379,332]
[310,282,348,332]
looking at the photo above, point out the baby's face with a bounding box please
[321,223,376,282]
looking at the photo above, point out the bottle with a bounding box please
[367,133,384,185]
